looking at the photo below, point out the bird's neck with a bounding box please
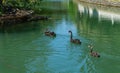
[90,49,93,53]
[70,32,73,40]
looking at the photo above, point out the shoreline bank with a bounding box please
[74,0,120,7]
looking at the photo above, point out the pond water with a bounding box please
[0,0,120,73]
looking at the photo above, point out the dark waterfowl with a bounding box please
[45,29,56,37]
[68,30,81,44]
[88,45,100,58]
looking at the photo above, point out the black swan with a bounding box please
[88,45,100,58]
[68,30,81,44]
[45,29,56,37]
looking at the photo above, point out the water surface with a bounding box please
[0,0,120,73]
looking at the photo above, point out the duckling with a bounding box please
[45,29,56,37]
[88,45,100,58]
[68,30,81,44]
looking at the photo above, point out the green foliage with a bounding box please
[0,6,3,14]
[0,12,2,15]
[2,0,42,10]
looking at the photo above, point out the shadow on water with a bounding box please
[0,20,53,33]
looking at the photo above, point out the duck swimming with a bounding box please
[88,45,100,58]
[45,29,56,37]
[68,30,81,44]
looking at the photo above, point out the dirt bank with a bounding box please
[0,9,49,25]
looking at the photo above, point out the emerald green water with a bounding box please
[0,0,120,73]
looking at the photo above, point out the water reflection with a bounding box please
[77,2,120,25]
[75,1,120,73]
[77,2,120,36]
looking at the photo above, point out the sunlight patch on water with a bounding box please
[55,18,77,36]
